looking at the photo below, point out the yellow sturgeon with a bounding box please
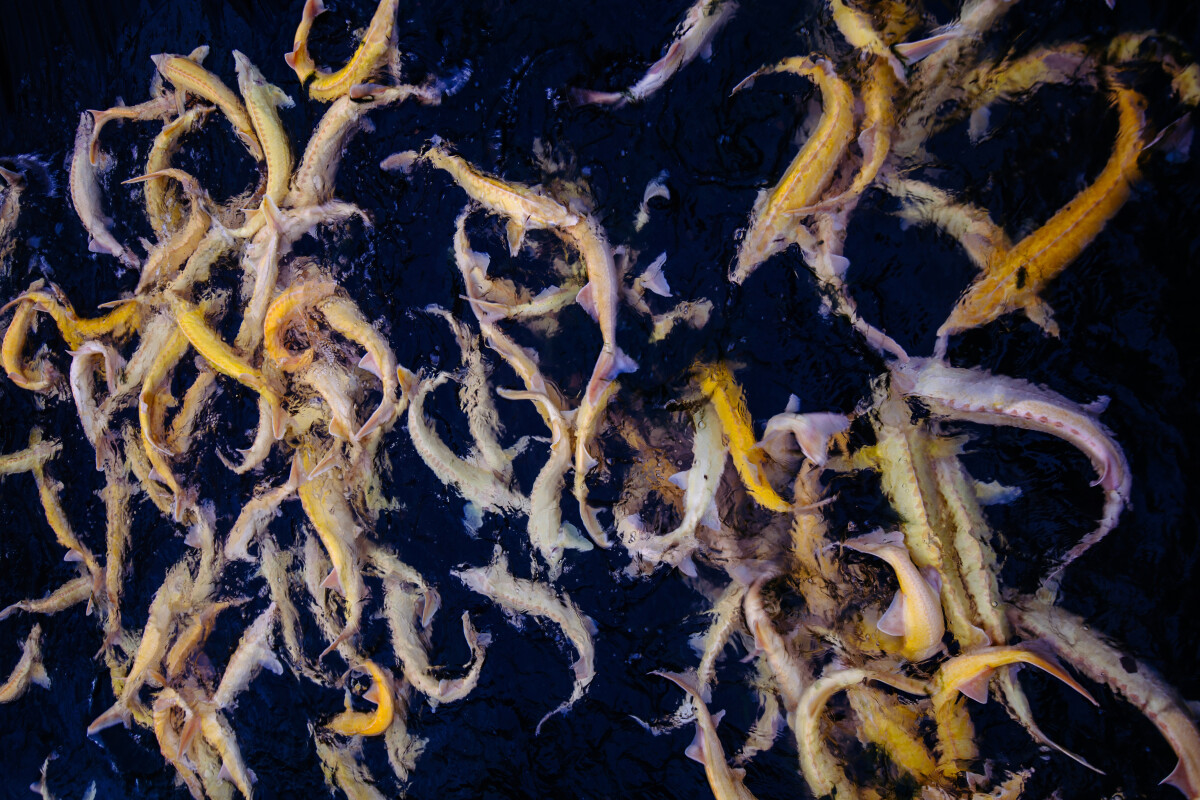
[285,0,400,102]
[730,57,856,284]
[939,86,1148,344]
[328,660,396,736]
[152,49,264,161]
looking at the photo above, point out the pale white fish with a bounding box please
[297,359,362,442]
[69,342,124,469]
[842,529,946,662]
[652,670,759,800]
[69,112,138,270]
[663,400,726,548]
[759,402,849,467]
[382,576,489,705]
[225,460,301,562]
[742,579,808,713]
[428,306,517,476]
[497,387,593,579]
[88,565,189,733]
[572,0,737,107]
[454,552,595,733]
[893,357,1131,586]
[213,603,283,709]
[407,371,528,516]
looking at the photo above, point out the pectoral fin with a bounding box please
[1023,296,1060,337]
[877,590,907,637]
[958,670,993,703]
[505,218,527,257]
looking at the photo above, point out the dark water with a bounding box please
[1,0,1199,798]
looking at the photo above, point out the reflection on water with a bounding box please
[1,1,1199,799]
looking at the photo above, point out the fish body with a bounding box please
[939,86,1147,342]
[743,579,809,712]
[856,394,990,650]
[197,706,256,799]
[320,297,399,439]
[408,372,528,515]
[290,83,437,208]
[88,93,177,165]
[152,52,263,161]
[895,357,1131,582]
[0,574,93,621]
[731,57,856,284]
[126,169,211,292]
[10,284,141,350]
[498,387,592,577]
[573,0,737,107]
[328,660,395,736]
[213,603,283,708]
[1014,599,1200,799]
[2,300,56,391]
[843,529,946,661]
[263,278,339,371]
[233,51,294,206]
[297,446,366,657]
[0,625,51,703]
[168,292,288,440]
[145,106,214,238]
[794,667,928,798]
[287,0,400,102]
[694,362,791,512]
[455,554,594,732]
[68,112,138,270]
[653,670,759,800]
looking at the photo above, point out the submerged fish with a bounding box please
[572,0,737,108]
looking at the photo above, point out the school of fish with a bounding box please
[1,0,1198,797]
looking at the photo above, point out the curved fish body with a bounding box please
[842,529,946,662]
[139,324,192,516]
[572,0,737,107]
[234,51,294,207]
[743,579,809,712]
[213,603,283,709]
[286,0,399,102]
[125,169,211,292]
[328,660,396,736]
[939,86,1147,342]
[931,642,1097,777]
[88,93,177,166]
[498,388,592,578]
[168,292,288,440]
[571,377,618,547]
[794,667,927,799]
[70,342,123,467]
[290,83,437,208]
[388,144,579,244]
[854,394,991,651]
[9,284,141,350]
[455,554,595,733]
[3,300,56,391]
[654,401,726,559]
[1013,599,1200,799]
[895,357,1131,582]
[408,372,528,516]
[145,106,214,238]
[828,0,907,82]
[69,112,139,270]
[653,670,760,800]
[694,362,791,513]
[382,576,488,705]
[263,278,339,371]
[152,51,263,161]
[0,624,51,703]
[731,57,856,284]
[320,297,399,440]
